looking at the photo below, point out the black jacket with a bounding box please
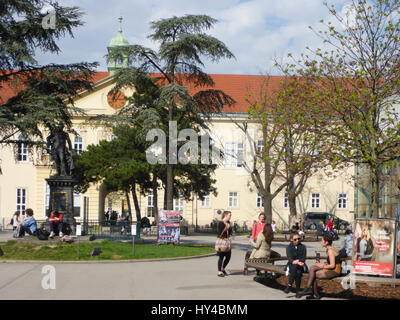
[217,221,232,239]
[286,242,307,264]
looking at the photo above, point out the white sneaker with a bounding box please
[59,232,64,237]
[49,232,55,238]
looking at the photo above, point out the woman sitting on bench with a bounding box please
[298,233,341,299]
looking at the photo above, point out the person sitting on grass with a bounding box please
[48,210,64,238]
[284,232,307,297]
[297,233,341,299]
[17,208,37,237]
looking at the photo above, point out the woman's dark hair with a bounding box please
[221,211,231,220]
[323,233,333,245]
[258,213,265,219]
[25,208,33,216]
[262,223,274,245]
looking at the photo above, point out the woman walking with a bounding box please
[217,211,233,277]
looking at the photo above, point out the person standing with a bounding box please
[217,211,233,277]
[284,233,307,297]
[271,220,277,233]
[11,211,21,237]
[251,213,266,242]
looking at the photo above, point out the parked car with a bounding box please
[303,212,350,231]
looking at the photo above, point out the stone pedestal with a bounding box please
[46,175,78,231]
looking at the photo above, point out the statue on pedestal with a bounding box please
[46,123,75,176]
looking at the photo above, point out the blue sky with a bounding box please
[36,0,350,75]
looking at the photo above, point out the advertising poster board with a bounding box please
[353,218,396,276]
[157,210,181,244]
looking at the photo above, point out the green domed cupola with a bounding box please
[107,17,130,76]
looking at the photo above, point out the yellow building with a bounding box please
[0,25,355,230]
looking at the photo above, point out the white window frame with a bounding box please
[74,136,84,154]
[256,140,264,153]
[147,190,155,218]
[16,188,27,216]
[311,193,320,209]
[228,192,239,208]
[200,194,211,208]
[44,183,50,217]
[284,192,289,208]
[256,193,263,208]
[73,192,82,218]
[224,142,244,168]
[17,136,28,162]
[338,193,347,209]
[173,193,184,216]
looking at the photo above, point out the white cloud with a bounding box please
[35,0,352,75]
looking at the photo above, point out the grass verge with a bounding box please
[0,239,215,261]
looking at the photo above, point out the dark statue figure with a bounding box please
[46,123,75,176]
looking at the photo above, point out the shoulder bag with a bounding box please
[215,225,231,252]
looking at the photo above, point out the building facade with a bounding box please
[0,22,356,230]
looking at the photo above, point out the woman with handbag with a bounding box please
[216,211,233,277]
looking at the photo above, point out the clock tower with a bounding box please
[107,17,130,76]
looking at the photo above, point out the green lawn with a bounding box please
[0,239,215,261]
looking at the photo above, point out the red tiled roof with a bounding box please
[0,71,285,113]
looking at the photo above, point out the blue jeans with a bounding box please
[49,221,63,234]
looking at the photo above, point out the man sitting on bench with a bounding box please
[49,210,64,238]
[284,232,307,297]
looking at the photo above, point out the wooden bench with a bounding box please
[245,256,400,288]
[244,256,352,276]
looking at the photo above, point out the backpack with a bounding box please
[10,217,14,225]
[37,228,50,241]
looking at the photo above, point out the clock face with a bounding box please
[107,90,126,109]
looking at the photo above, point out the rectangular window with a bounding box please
[256,140,264,153]
[338,193,347,209]
[17,141,28,162]
[228,192,239,208]
[284,192,289,208]
[173,192,184,216]
[173,198,184,215]
[74,136,84,154]
[147,190,154,218]
[73,192,82,218]
[16,188,26,216]
[200,194,211,208]
[311,193,320,209]
[256,193,263,208]
[224,142,244,168]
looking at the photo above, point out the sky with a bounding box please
[36,0,351,75]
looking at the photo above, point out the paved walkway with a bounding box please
[0,232,340,300]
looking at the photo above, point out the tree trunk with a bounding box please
[152,174,159,241]
[131,184,142,223]
[125,190,132,218]
[288,176,297,217]
[263,194,273,224]
[371,166,381,218]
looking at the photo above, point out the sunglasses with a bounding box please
[293,238,300,241]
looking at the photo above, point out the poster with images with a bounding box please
[353,218,396,276]
[157,210,181,244]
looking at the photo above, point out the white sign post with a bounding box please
[131,224,137,256]
[76,224,82,260]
